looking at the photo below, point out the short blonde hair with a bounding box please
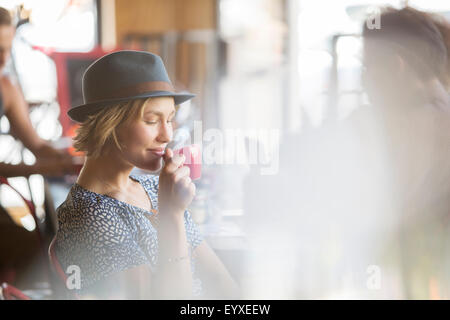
[73,98,149,158]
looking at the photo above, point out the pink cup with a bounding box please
[173,144,202,180]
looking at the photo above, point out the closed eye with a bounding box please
[145,119,174,125]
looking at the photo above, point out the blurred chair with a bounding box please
[0,177,47,264]
[48,236,80,300]
[0,176,49,283]
[1,282,32,300]
[0,177,40,229]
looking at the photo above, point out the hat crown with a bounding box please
[82,50,172,104]
[68,50,195,123]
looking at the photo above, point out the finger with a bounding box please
[173,166,190,183]
[182,176,192,187]
[163,148,173,162]
[173,154,186,167]
[165,148,187,167]
[189,182,196,196]
[174,176,194,197]
[164,154,185,173]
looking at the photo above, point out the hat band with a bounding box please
[92,81,175,101]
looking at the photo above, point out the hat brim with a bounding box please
[68,91,195,123]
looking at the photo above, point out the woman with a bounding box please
[0,6,76,289]
[362,6,450,205]
[0,6,75,178]
[362,7,450,298]
[54,51,239,299]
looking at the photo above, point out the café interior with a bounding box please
[1,0,450,300]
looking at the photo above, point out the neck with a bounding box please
[77,148,134,193]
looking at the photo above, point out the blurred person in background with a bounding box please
[0,6,76,289]
[362,6,450,298]
[0,6,76,178]
[242,6,450,299]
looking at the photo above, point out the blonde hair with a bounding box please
[73,98,149,158]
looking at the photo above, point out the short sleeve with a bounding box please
[184,210,203,249]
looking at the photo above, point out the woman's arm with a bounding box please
[84,233,242,300]
[194,241,241,299]
[0,162,34,177]
[0,77,78,177]
[1,76,46,154]
[152,149,198,299]
[0,158,77,178]
[152,213,193,299]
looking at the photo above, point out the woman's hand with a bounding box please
[158,148,196,218]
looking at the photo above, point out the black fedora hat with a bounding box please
[67,50,195,123]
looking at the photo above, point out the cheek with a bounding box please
[119,125,156,156]
[121,126,163,170]
[124,125,156,150]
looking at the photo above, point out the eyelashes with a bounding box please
[145,120,173,125]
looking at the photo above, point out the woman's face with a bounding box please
[362,39,400,106]
[362,38,427,109]
[116,97,175,171]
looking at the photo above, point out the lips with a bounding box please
[148,148,165,156]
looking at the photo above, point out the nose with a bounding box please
[156,121,172,144]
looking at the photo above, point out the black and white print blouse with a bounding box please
[54,174,204,297]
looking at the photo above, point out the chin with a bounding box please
[136,157,163,172]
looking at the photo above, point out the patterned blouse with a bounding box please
[54,174,204,297]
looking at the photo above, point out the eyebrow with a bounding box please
[144,109,176,116]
